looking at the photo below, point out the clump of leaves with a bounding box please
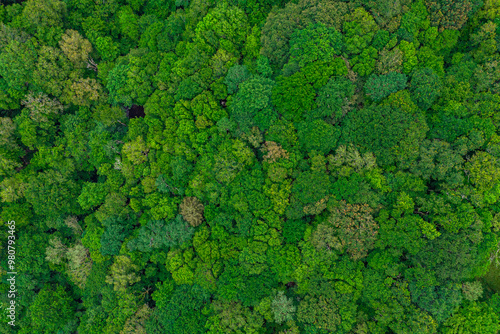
[180,197,205,227]
[271,291,296,324]
[462,281,483,301]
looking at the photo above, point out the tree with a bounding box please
[462,281,483,301]
[100,216,133,256]
[24,169,82,218]
[147,284,210,334]
[272,71,316,123]
[16,92,64,149]
[350,46,378,77]
[193,2,249,55]
[180,196,205,227]
[105,255,141,292]
[62,77,102,106]
[260,0,348,69]
[28,285,76,334]
[0,38,37,109]
[412,228,496,282]
[362,0,405,28]
[409,67,442,110]
[465,151,500,193]
[256,56,273,78]
[297,280,358,333]
[409,277,463,324]
[128,215,194,252]
[22,0,66,32]
[398,0,430,41]
[122,136,149,165]
[426,0,474,31]
[106,49,160,106]
[312,201,379,260]
[296,119,340,155]
[343,7,379,55]
[95,36,120,61]
[229,75,276,131]
[340,103,428,167]
[376,47,404,75]
[127,220,167,252]
[224,64,250,94]
[441,300,500,334]
[32,46,72,97]
[121,304,152,334]
[117,6,140,42]
[399,40,419,74]
[286,170,330,219]
[314,76,355,122]
[365,72,408,102]
[0,117,23,177]
[66,243,92,289]
[59,29,92,67]
[271,291,296,324]
[205,300,265,333]
[289,23,343,68]
[45,235,68,265]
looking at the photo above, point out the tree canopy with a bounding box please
[1,0,500,333]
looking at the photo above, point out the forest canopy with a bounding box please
[1,0,500,333]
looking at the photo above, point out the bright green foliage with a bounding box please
[273,71,316,122]
[365,72,408,102]
[78,182,108,210]
[343,7,378,55]
[28,285,76,334]
[107,64,130,105]
[465,151,500,193]
[3,0,500,332]
[194,3,249,55]
[107,50,160,106]
[95,36,120,61]
[351,46,378,76]
[118,6,139,42]
[441,300,500,334]
[400,40,419,74]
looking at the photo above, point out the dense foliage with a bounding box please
[1,0,500,333]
